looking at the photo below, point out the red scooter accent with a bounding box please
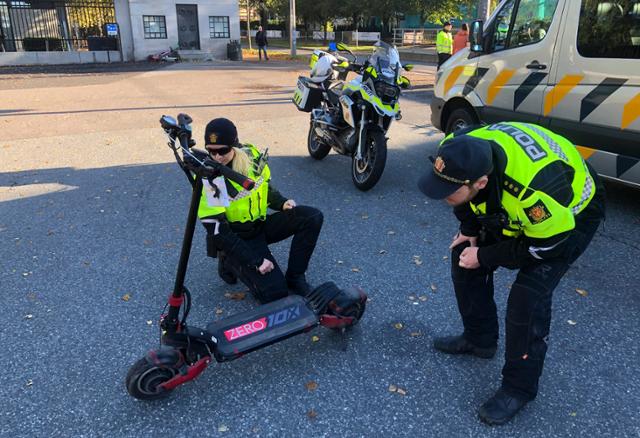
[159,356,211,391]
[319,314,356,329]
[168,295,184,307]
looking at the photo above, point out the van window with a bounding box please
[578,0,640,58]
[510,0,559,47]
[488,0,559,52]
[490,0,516,51]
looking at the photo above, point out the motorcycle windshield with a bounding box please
[369,41,400,84]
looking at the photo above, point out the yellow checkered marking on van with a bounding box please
[622,93,640,130]
[487,69,516,105]
[444,66,465,95]
[543,74,583,116]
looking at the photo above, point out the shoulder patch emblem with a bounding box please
[525,200,552,224]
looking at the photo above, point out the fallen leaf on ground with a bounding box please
[567,320,577,325]
[26,379,33,387]
[569,412,577,417]
[408,295,417,301]
[215,308,224,315]
[311,335,320,342]
[413,259,423,266]
[337,260,344,265]
[419,296,428,302]
[351,267,360,272]
[388,384,398,392]
[122,294,131,302]
[164,243,176,249]
[396,388,407,396]
[443,256,449,260]
[387,230,396,235]
[224,292,246,301]
[24,314,33,320]
[143,240,152,246]
[47,230,55,236]
[575,288,588,297]
[305,381,318,391]
[430,284,437,292]
[218,425,229,432]
[361,215,369,219]
[410,332,422,337]
[307,409,318,420]
[394,323,404,330]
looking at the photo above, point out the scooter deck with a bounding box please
[206,295,318,361]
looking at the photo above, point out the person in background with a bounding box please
[256,25,269,61]
[453,23,469,54]
[436,22,454,69]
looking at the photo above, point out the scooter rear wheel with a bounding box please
[125,354,178,400]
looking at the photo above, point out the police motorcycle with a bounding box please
[125,113,367,400]
[292,41,412,191]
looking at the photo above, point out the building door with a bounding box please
[176,4,199,50]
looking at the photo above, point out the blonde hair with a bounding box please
[230,146,253,176]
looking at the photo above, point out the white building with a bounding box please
[0,0,241,66]
[118,0,241,61]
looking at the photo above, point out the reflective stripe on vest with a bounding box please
[197,145,271,223]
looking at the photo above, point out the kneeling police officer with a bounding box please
[418,122,605,425]
[197,118,324,303]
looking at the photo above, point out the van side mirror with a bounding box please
[470,20,484,52]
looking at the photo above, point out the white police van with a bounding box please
[431,0,640,186]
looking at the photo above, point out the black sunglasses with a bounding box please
[206,146,232,156]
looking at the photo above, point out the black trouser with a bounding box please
[437,53,451,69]
[450,196,604,400]
[226,206,323,303]
[258,45,268,60]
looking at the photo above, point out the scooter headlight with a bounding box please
[374,81,400,104]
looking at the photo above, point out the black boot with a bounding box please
[478,388,529,425]
[217,252,237,285]
[286,273,312,296]
[433,334,497,359]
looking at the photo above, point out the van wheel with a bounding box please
[445,108,477,135]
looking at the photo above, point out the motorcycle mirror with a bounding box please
[399,76,411,89]
[403,64,414,71]
[160,115,178,130]
[177,113,193,127]
[336,42,350,52]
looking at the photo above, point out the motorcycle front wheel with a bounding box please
[351,130,387,191]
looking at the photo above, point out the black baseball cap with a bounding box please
[204,118,238,146]
[418,135,494,199]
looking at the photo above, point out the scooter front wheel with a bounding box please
[125,348,183,400]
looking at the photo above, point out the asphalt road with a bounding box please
[1,61,639,437]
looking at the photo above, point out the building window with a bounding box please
[209,16,230,38]
[143,15,167,39]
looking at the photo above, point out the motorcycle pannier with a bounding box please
[293,77,322,112]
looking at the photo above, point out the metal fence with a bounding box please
[392,28,439,47]
[0,0,116,52]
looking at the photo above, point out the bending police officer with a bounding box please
[418,122,605,425]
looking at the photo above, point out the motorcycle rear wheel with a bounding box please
[351,130,387,191]
[307,123,331,160]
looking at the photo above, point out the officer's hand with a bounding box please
[283,199,297,210]
[459,247,481,269]
[449,232,477,249]
[257,258,274,275]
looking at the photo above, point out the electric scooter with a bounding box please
[125,113,367,400]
